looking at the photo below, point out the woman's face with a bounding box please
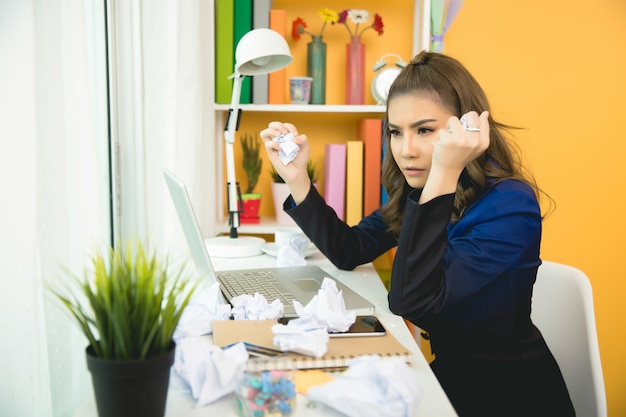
[387,93,453,189]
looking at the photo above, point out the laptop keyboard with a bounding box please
[217,270,298,306]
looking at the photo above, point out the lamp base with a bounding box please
[204,235,265,258]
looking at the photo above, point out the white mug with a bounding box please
[274,228,306,247]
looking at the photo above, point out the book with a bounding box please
[212,319,413,372]
[323,143,347,221]
[268,9,287,104]
[252,0,272,104]
[345,140,364,226]
[357,118,383,217]
[215,0,235,104]
[380,118,389,206]
[233,0,253,104]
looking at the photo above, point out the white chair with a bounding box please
[532,261,607,417]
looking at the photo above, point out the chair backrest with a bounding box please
[531,261,607,417]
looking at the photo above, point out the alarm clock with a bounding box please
[371,54,407,105]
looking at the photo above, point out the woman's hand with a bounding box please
[434,110,490,173]
[260,122,312,204]
[419,111,490,204]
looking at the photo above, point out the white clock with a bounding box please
[371,54,407,105]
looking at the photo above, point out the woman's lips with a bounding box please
[404,167,425,177]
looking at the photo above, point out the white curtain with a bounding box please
[110,0,215,262]
[0,0,110,416]
[0,0,213,415]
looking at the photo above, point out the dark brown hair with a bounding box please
[380,51,550,237]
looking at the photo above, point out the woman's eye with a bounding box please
[417,127,434,135]
[389,129,401,137]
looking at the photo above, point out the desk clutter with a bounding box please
[170,275,423,416]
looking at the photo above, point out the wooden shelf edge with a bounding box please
[213,104,386,114]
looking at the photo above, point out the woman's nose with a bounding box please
[402,135,421,158]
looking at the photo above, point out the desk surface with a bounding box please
[74,251,457,417]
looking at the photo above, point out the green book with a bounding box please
[215,0,234,104]
[233,0,253,104]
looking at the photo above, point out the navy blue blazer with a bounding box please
[286,179,574,416]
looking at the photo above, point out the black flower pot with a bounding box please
[86,343,176,417]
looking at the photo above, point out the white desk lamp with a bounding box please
[205,28,293,258]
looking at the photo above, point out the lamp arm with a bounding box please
[224,73,244,238]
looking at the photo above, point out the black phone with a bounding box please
[329,315,386,338]
[280,315,387,337]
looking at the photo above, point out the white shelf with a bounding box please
[216,217,301,235]
[213,104,386,113]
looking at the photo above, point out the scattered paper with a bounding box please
[173,338,248,407]
[307,355,423,417]
[231,292,284,320]
[271,277,356,357]
[173,282,232,340]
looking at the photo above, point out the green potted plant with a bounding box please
[240,133,263,223]
[270,161,319,225]
[49,239,197,417]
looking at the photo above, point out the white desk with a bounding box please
[74,251,457,417]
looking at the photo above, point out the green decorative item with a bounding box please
[307,36,327,104]
[270,160,318,184]
[240,133,263,223]
[48,239,197,417]
[241,133,263,194]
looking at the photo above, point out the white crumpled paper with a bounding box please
[307,355,424,417]
[173,282,232,340]
[271,317,330,357]
[276,235,310,267]
[230,292,284,320]
[274,132,301,165]
[271,277,356,357]
[295,277,356,333]
[173,338,248,407]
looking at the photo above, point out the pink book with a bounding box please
[323,143,347,220]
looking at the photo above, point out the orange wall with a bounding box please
[445,2,626,415]
[230,1,626,415]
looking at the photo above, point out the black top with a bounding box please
[285,180,575,417]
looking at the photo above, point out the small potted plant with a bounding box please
[240,133,263,223]
[270,161,319,225]
[49,239,197,417]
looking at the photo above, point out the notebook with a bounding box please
[163,169,375,318]
[212,319,413,371]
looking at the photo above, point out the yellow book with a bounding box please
[345,141,364,226]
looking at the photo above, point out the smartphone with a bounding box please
[280,315,387,337]
[329,315,386,338]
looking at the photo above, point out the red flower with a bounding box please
[372,13,384,35]
[291,17,307,41]
[338,10,348,25]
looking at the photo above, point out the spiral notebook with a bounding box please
[212,319,413,372]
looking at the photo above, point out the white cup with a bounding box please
[274,228,306,247]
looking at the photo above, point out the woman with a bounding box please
[260,51,574,416]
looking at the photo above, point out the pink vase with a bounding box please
[345,36,366,104]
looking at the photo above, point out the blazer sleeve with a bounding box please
[286,185,397,270]
[388,182,542,322]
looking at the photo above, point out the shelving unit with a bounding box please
[206,0,430,238]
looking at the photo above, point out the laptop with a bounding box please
[163,169,375,318]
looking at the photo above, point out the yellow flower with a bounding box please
[292,8,339,41]
[318,8,339,25]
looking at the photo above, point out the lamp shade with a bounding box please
[234,28,293,76]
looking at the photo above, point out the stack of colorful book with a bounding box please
[323,118,386,226]
[215,0,287,105]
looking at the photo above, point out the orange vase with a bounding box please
[345,36,365,104]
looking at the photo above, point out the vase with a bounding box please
[86,343,175,417]
[307,36,327,104]
[345,36,366,104]
[271,182,297,226]
[240,192,262,224]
